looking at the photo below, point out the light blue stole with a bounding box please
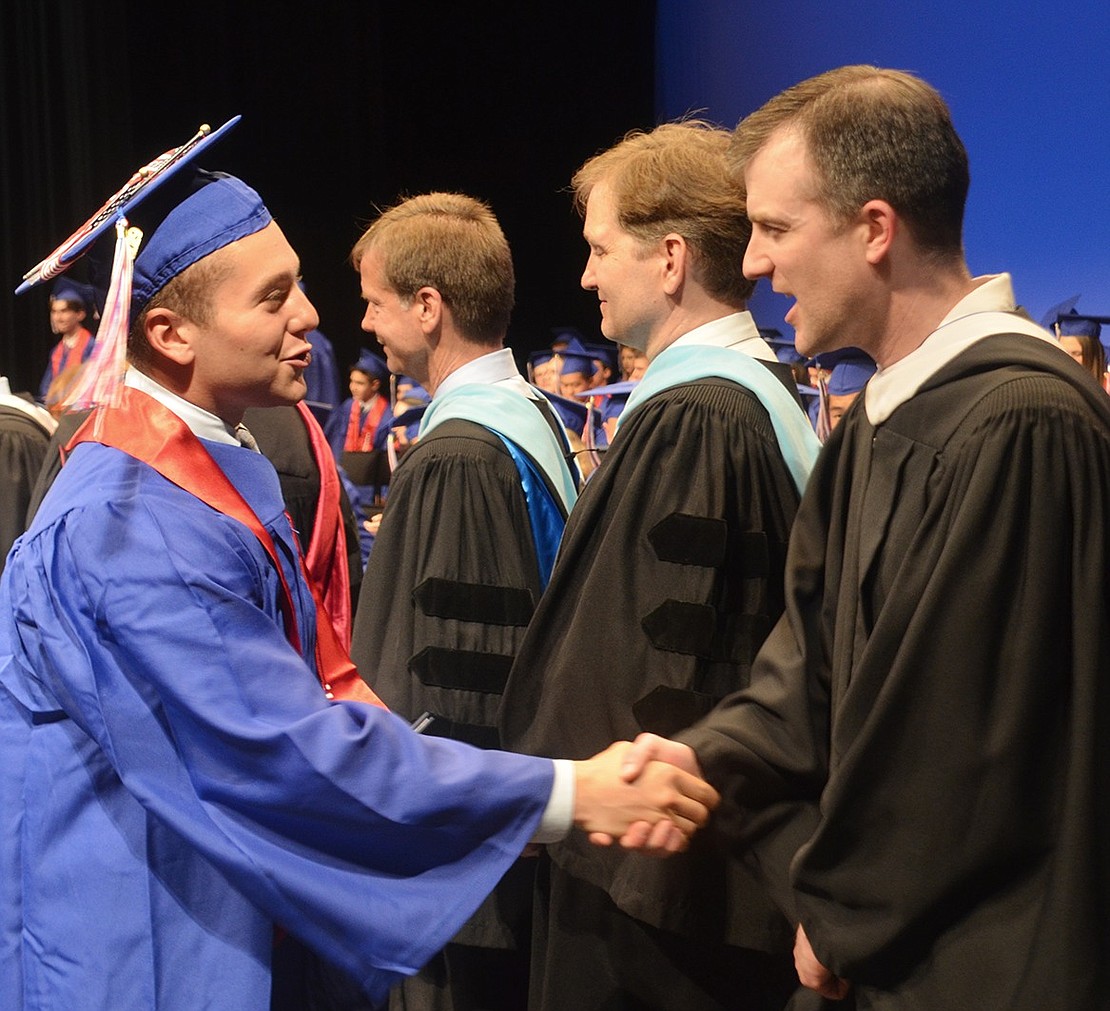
[419,384,579,585]
[618,344,821,495]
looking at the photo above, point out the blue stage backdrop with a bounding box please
[656,0,1110,338]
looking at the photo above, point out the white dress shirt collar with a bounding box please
[669,312,777,361]
[125,368,242,446]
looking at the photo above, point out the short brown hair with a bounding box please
[731,66,969,258]
[351,193,514,345]
[571,120,755,304]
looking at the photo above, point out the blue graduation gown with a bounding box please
[0,437,552,1009]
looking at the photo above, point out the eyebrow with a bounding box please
[252,266,300,300]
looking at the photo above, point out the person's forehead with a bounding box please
[358,247,392,291]
[745,127,814,194]
[583,180,623,233]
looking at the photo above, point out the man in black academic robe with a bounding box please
[500,122,820,1011]
[619,66,1110,1009]
[348,193,579,1011]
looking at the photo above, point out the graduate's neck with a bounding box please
[136,360,248,428]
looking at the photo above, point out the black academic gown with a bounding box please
[350,418,565,1011]
[500,375,805,1011]
[681,335,1110,1009]
[0,406,52,576]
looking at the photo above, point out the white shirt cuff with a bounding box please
[532,758,574,843]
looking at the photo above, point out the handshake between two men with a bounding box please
[571,734,713,855]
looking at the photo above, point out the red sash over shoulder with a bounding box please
[295,401,353,650]
[66,388,384,708]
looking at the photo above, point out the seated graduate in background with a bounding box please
[1042,295,1110,392]
[39,278,97,412]
[324,347,395,462]
[824,351,877,431]
[325,348,396,566]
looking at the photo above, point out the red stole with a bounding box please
[50,326,93,377]
[66,388,384,708]
[343,394,387,452]
[294,401,353,650]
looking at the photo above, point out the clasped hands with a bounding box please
[571,733,711,854]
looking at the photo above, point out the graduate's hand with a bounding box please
[585,733,705,849]
[572,741,718,855]
[794,923,851,1000]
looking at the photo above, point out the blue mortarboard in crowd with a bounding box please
[353,349,391,383]
[549,326,585,351]
[575,379,636,436]
[49,278,95,314]
[538,387,589,432]
[1040,295,1110,343]
[760,327,805,366]
[807,346,874,371]
[558,337,596,378]
[584,342,617,372]
[827,356,878,395]
[391,384,431,432]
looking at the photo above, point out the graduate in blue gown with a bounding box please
[0,123,716,1011]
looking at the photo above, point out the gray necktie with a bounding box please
[234,424,260,452]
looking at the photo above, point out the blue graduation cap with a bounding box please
[16,118,244,298]
[827,356,877,395]
[575,378,636,425]
[391,403,429,431]
[1040,295,1109,341]
[549,326,585,351]
[584,341,618,371]
[807,346,874,371]
[537,387,589,431]
[759,327,805,366]
[558,337,596,378]
[49,278,95,314]
[352,348,391,383]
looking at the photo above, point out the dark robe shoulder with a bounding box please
[351,418,544,744]
[682,335,1110,1007]
[0,407,52,575]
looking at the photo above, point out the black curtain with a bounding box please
[1,0,655,394]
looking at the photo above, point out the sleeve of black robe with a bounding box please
[350,420,544,743]
[0,410,52,574]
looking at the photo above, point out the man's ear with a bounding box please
[859,199,897,265]
[660,233,688,296]
[143,307,196,366]
[415,286,443,334]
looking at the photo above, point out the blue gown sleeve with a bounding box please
[0,473,552,1000]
